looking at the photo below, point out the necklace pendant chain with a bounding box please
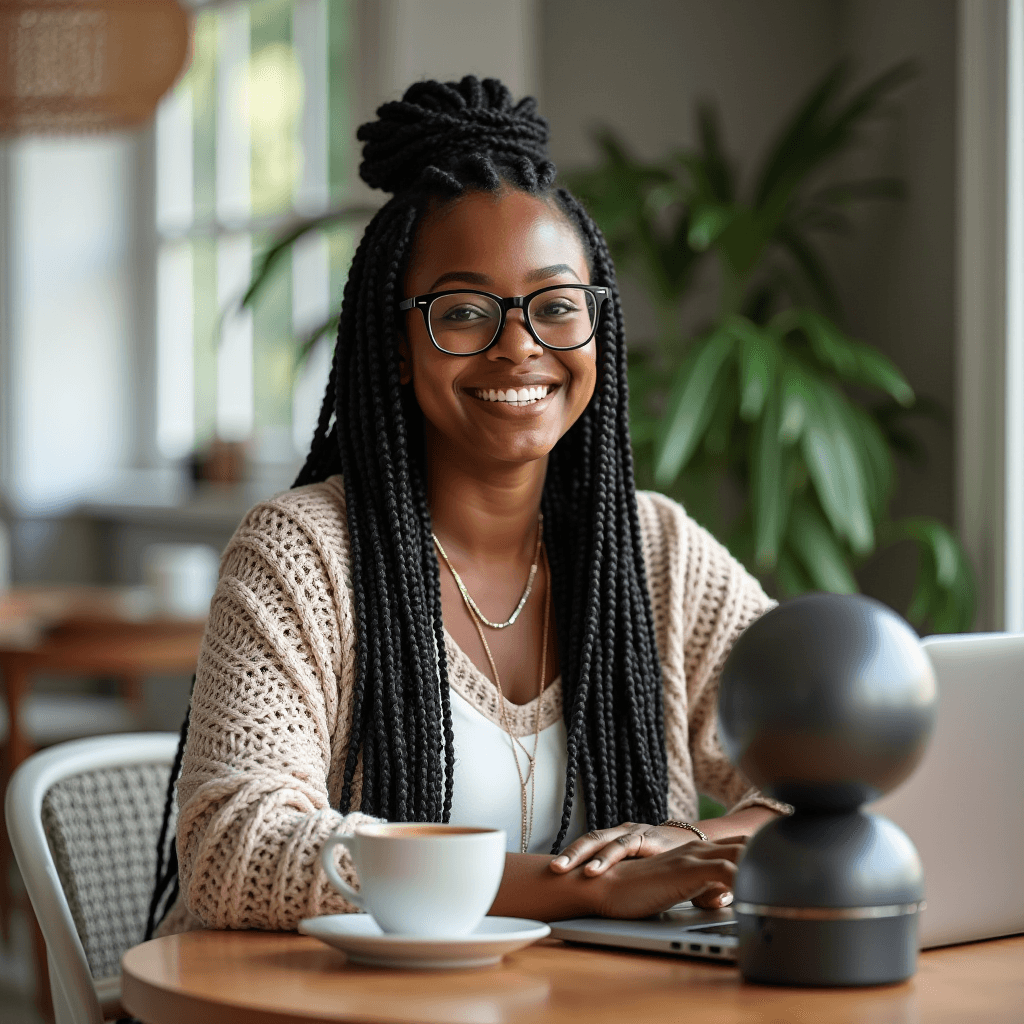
[435,517,550,855]
[432,516,543,630]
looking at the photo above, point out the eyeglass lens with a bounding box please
[427,286,598,354]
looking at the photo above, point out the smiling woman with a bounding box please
[149,76,790,939]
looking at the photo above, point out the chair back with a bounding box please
[5,733,179,1024]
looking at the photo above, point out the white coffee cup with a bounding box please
[320,823,507,937]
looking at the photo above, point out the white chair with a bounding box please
[4,732,179,1024]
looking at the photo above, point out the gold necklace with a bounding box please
[432,517,543,630]
[439,543,551,854]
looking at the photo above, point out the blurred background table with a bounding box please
[0,586,206,772]
[122,931,1024,1024]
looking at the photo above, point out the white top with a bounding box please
[447,686,587,854]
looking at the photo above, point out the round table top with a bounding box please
[121,928,1024,1024]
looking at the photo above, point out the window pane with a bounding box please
[252,228,294,445]
[327,0,353,198]
[250,0,301,219]
[154,0,354,468]
[156,81,193,234]
[217,233,255,441]
[192,236,219,448]
[157,241,195,459]
[192,10,218,226]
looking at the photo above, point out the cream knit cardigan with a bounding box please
[161,477,786,935]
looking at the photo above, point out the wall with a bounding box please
[539,0,959,617]
[837,0,958,613]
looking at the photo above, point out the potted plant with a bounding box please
[566,61,974,634]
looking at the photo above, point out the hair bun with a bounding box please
[357,76,555,195]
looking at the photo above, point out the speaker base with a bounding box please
[736,911,920,987]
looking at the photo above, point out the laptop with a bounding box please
[549,632,1024,961]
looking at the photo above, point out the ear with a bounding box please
[398,337,412,385]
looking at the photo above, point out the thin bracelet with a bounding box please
[661,819,708,841]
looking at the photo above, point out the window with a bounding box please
[155,0,358,469]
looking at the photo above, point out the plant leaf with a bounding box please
[754,62,914,224]
[294,315,339,369]
[875,517,976,632]
[750,384,791,570]
[844,402,895,518]
[777,357,814,444]
[654,329,734,484]
[787,498,859,593]
[800,382,875,553]
[775,545,815,596]
[799,311,915,405]
[729,315,779,421]
[243,204,376,310]
[775,227,842,317]
[688,203,737,251]
[754,62,850,209]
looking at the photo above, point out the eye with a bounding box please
[536,299,580,318]
[441,304,492,322]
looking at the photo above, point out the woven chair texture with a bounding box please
[41,762,174,981]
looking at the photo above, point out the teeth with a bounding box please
[474,385,551,405]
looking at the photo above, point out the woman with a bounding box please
[152,76,788,937]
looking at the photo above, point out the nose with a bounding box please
[487,308,542,364]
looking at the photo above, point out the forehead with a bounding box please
[405,189,589,291]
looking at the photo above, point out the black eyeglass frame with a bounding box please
[398,285,610,356]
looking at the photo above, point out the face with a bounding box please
[399,189,598,470]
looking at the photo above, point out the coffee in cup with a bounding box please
[320,823,507,937]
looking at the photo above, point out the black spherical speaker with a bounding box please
[718,593,937,986]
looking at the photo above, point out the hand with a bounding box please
[589,838,747,920]
[550,822,704,877]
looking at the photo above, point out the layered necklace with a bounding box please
[433,516,549,854]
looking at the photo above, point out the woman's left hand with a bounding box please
[549,822,706,877]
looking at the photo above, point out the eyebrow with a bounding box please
[427,264,582,292]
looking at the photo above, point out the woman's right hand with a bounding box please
[589,837,747,919]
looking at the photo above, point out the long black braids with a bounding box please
[150,77,667,932]
[296,76,668,844]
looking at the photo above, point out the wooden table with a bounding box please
[121,930,1024,1024]
[0,586,206,771]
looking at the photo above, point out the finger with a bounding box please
[692,885,734,910]
[550,827,635,872]
[583,832,646,876]
[684,841,746,864]
[672,857,738,903]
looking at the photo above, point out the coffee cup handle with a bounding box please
[320,832,363,910]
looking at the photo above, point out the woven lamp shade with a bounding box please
[0,0,190,134]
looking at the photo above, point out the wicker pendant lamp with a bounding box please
[0,0,190,133]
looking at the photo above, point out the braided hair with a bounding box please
[295,76,667,848]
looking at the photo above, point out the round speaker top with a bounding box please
[717,593,937,810]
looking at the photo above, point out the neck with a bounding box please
[425,427,546,564]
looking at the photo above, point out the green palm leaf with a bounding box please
[800,381,875,553]
[750,385,790,570]
[787,498,859,593]
[654,329,734,484]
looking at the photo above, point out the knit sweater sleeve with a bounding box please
[635,491,790,819]
[175,479,378,931]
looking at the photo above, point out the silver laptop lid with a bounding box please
[869,632,1024,948]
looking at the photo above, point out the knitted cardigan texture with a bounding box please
[161,477,786,934]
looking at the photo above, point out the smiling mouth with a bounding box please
[470,384,556,407]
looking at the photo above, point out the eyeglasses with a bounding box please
[398,285,609,356]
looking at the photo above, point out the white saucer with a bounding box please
[298,915,551,969]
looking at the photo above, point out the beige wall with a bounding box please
[540,0,958,614]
